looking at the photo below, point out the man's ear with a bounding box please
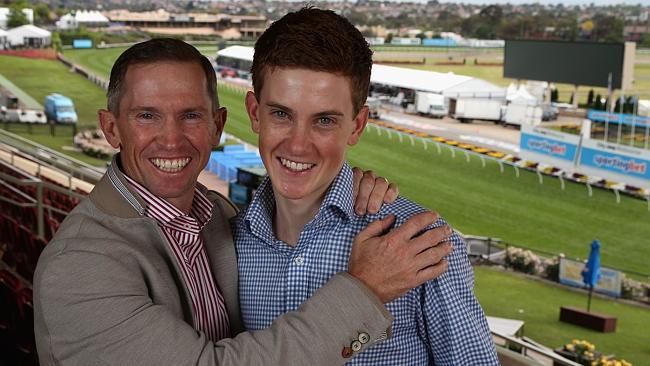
[98,109,121,149]
[245,91,261,134]
[347,105,369,146]
[211,107,227,147]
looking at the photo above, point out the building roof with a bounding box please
[73,10,109,23]
[217,45,254,61]
[7,24,51,37]
[216,46,505,97]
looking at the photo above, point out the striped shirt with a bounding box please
[124,175,230,341]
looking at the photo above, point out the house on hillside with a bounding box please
[7,24,51,48]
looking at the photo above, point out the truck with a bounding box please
[415,92,447,118]
[44,94,78,124]
[448,98,503,123]
[502,103,542,127]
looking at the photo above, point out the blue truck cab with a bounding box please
[44,94,78,124]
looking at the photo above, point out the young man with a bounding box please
[238,8,499,365]
[34,38,451,366]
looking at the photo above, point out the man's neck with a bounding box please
[273,192,324,247]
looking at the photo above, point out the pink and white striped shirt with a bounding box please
[124,175,230,341]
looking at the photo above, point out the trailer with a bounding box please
[449,98,503,123]
[415,92,447,118]
[503,103,542,127]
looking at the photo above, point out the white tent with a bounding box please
[7,24,51,47]
[638,99,650,117]
[217,45,254,61]
[56,10,109,30]
[216,45,506,100]
[507,85,538,105]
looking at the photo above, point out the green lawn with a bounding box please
[216,83,650,277]
[0,55,106,130]
[474,266,650,365]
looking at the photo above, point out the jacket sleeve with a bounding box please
[34,245,392,366]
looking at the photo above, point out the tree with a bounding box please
[33,3,52,25]
[594,94,602,110]
[592,14,624,42]
[7,6,29,28]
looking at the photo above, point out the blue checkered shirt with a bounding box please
[233,163,499,365]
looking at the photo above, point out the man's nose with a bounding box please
[158,118,184,147]
[286,123,311,154]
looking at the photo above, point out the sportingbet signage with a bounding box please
[579,139,650,189]
[520,125,580,170]
[559,257,622,297]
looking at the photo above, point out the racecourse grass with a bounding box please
[474,266,650,365]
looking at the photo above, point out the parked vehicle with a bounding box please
[44,94,78,124]
[448,98,503,123]
[415,92,447,118]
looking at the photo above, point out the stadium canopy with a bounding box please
[217,46,505,99]
[217,45,255,62]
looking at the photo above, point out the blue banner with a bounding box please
[520,133,578,162]
[422,38,457,47]
[588,110,650,128]
[580,146,650,181]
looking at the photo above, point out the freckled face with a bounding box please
[245,68,367,204]
[100,61,225,212]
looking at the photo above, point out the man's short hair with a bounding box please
[107,38,218,116]
[251,7,373,115]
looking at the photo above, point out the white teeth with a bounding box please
[280,158,314,172]
[151,158,191,172]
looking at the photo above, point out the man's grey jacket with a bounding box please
[33,158,392,366]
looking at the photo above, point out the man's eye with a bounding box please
[184,112,201,120]
[272,110,288,119]
[317,117,335,127]
[137,112,154,120]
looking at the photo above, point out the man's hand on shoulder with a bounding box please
[352,167,399,215]
[348,211,453,303]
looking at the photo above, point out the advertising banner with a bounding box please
[579,139,650,189]
[559,257,622,297]
[520,125,581,170]
[588,110,650,128]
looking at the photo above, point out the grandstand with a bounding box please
[0,129,101,365]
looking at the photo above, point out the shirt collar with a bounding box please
[243,162,355,244]
[122,173,213,228]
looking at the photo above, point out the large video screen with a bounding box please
[504,40,624,89]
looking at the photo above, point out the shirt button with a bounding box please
[351,340,362,352]
[293,256,305,265]
[358,332,370,344]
